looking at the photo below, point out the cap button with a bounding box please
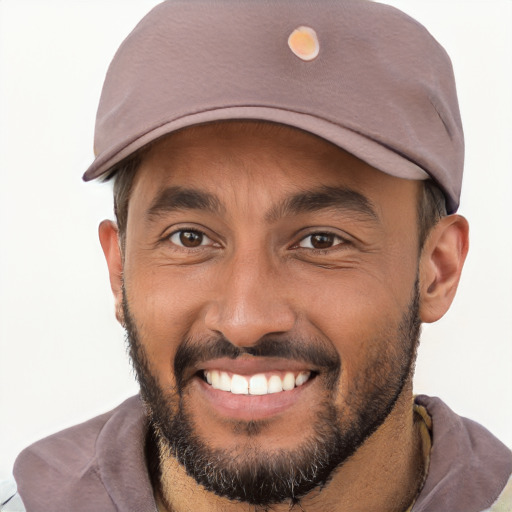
[288,26,319,61]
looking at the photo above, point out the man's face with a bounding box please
[119,122,423,505]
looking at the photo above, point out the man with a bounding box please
[5,0,511,511]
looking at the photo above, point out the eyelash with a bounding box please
[166,228,216,249]
[294,231,349,252]
[163,228,350,254]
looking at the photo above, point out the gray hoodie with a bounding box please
[9,395,512,512]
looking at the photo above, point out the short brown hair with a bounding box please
[107,153,142,249]
[417,179,447,249]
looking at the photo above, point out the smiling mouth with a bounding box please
[200,370,315,396]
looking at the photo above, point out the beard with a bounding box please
[123,281,421,507]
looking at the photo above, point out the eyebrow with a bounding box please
[145,184,378,224]
[146,186,224,219]
[266,186,379,223]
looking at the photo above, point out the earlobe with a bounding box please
[419,215,469,323]
[98,220,125,325]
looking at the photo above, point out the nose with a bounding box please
[204,251,296,347]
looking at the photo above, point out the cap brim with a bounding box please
[83,106,428,183]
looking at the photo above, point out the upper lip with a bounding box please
[198,356,316,375]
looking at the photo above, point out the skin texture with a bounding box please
[99,122,469,511]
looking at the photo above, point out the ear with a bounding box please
[98,219,125,325]
[419,214,469,323]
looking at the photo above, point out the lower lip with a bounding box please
[193,376,313,421]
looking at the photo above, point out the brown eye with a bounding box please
[170,230,210,248]
[298,233,343,250]
[311,234,334,249]
[180,231,202,247]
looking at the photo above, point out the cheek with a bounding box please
[123,262,214,385]
[290,266,415,382]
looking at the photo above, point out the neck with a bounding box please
[154,386,425,512]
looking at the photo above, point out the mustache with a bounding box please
[121,285,341,392]
[174,334,341,391]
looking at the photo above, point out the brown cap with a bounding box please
[84,0,464,213]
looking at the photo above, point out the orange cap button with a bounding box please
[288,26,319,61]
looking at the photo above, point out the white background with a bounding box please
[0,1,511,480]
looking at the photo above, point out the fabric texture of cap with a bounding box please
[84,0,464,213]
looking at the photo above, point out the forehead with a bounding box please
[130,121,420,210]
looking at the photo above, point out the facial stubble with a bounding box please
[123,282,421,507]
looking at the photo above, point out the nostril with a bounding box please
[204,305,297,349]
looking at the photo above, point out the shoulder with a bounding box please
[14,396,143,477]
[414,395,512,512]
[13,396,153,512]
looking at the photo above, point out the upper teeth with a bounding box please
[204,370,311,395]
